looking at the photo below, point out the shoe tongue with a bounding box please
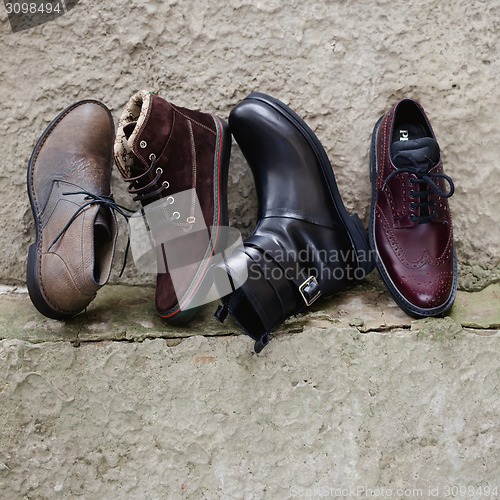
[94,207,112,239]
[391,137,440,168]
[114,90,154,178]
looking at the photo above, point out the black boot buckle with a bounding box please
[299,276,321,306]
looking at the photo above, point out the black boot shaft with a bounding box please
[229,97,340,224]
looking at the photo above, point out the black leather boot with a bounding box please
[213,93,374,352]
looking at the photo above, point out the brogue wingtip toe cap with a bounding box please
[392,269,455,311]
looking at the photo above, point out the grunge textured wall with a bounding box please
[0,0,498,288]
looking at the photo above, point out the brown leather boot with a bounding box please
[27,100,117,319]
[114,91,231,324]
[369,99,457,317]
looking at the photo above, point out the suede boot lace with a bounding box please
[124,154,197,229]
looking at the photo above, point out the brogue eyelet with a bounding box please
[162,181,170,188]
[149,153,156,161]
[140,140,147,149]
[410,202,417,211]
[156,167,163,175]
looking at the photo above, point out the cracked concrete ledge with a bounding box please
[0,278,498,346]
[1,303,500,498]
[1,278,499,498]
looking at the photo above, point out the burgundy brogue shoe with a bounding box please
[369,98,457,317]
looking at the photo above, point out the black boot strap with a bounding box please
[246,236,322,306]
[214,237,322,352]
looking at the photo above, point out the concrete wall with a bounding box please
[0,0,499,288]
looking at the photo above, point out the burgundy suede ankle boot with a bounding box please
[114,91,231,324]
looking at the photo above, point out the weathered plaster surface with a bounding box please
[1,323,499,498]
[0,283,498,498]
[0,0,498,287]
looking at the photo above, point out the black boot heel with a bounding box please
[348,213,375,279]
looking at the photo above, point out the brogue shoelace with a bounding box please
[48,191,134,276]
[383,153,455,224]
